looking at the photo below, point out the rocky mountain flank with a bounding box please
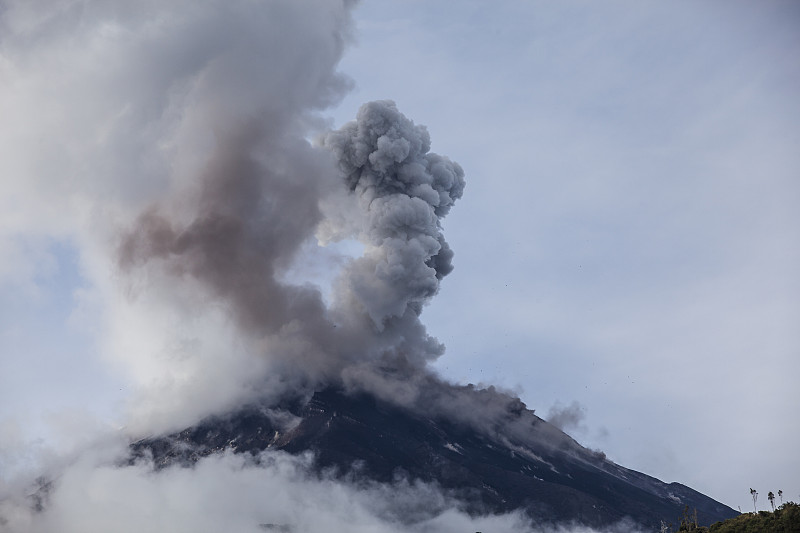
[131,387,737,530]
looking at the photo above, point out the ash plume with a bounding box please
[0,0,534,453]
[324,100,465,328]
[1,0,474,433]
[117,97,466,410]
[0,2,612,532]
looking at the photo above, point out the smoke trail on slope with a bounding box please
[547,401,588,433]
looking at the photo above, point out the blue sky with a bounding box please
[1,0,798,518]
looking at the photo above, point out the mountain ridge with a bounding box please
[131,386,738,530]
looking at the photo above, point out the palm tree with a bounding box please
[750,488,758,513]
[778,490,783,505]
[768,491,775,511]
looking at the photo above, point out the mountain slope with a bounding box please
[131,387,738,530]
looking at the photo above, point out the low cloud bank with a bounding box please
[0,445,643,533]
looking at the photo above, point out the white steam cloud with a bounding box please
[0,444,644,533]
[1,0,358,433]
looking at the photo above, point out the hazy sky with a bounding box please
[0,0,798,524]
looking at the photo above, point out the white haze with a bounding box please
[0,442,647,533]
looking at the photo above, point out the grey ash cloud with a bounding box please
[547,401,587,432]
[1,1,473,433]
[321,100,466,383]
[117,97,467,402]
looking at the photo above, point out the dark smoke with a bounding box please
[118,124,329,338]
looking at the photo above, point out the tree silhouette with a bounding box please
[768,491,775,511]
[779,490,783,505]
[750,488,758,513]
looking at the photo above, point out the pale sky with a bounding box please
[332,0,800,511]
[1,0,798,521]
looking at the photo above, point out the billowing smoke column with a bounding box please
[118,98,465,396]
[0,1,470,430]
[324,101,465,328]
[112,81,467,416]
[0,0,524,453]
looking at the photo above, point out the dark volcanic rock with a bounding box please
[131,387,737,530]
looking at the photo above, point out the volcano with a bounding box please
[131,385,738,530]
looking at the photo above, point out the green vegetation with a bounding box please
[709,502,800,533]
[670,502,800,532]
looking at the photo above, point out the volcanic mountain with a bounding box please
[131,384,738,531]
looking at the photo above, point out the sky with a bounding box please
[0,0,798,528]
[329,1,800,511]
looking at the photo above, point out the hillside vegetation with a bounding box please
[674,502,800,532]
